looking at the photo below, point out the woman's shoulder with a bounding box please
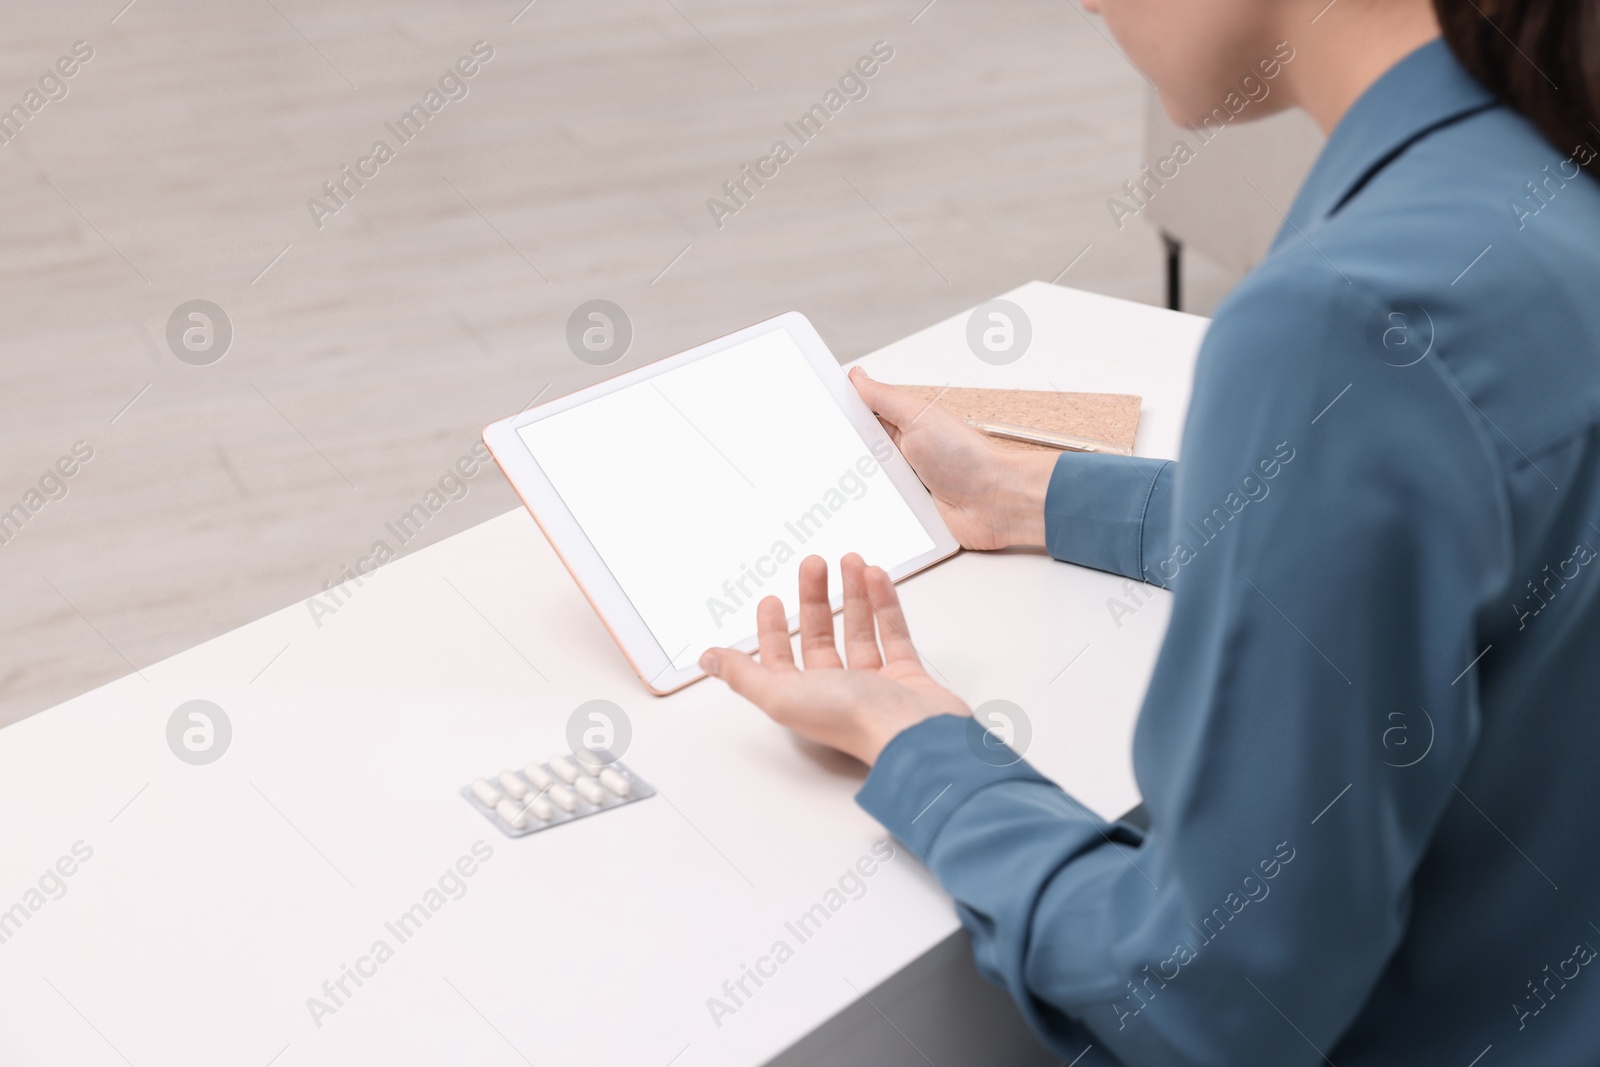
[1214,110,1600,460]
[1326,104,1600,292]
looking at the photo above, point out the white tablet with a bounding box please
[483,311,959,694]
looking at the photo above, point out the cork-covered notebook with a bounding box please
[889,385,1143,454]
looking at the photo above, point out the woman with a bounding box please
[699,0,1600,1063]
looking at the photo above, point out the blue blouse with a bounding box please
[859,39,1600,1066]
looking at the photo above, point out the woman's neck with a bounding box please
[1280,0,1444,134]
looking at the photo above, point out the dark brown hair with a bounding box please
[1434,0,1600,169]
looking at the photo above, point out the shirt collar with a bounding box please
[1280,38,1498,241]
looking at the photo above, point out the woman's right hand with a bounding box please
[849,367,1057,551]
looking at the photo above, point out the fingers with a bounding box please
[704,558,917,694]
[849,368,930,435]
[700,647,781,708]
[865,564,921,665]
[754,595,795,670]
[796,555,842,669]
[839,553,883,670]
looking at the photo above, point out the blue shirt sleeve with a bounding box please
[1043,453,1176,586]
[857,270,1513,1065]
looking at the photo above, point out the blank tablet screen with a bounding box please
[517,326,936,669]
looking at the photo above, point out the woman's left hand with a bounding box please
[699,553,969,765]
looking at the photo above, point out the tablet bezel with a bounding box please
[482,311,960,695]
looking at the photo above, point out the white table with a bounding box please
[0,281,1207,1067]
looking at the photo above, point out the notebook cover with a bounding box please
[888,385,1142,454]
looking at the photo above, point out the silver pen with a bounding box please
[964,418,1132,456]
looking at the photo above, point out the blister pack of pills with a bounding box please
[462,749,655,838]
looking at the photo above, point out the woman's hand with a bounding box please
[850,367,1056,550]
[699,554,969,766]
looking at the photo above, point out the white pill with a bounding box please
[575,751,605,776]
[498,771,528,799]
[599,768,632,798]
[525,795,555,822]
[575,776,605,805]
[548,783,578,812]
[494,799,527,830]
[522,762,554,790]
[548,755,580,783]
[471,779,502,807]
